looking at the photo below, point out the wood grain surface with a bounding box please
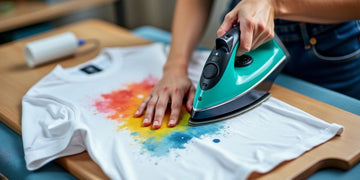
[0,19,359,179]
[0,0,115,32]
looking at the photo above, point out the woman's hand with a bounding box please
[217,0,275,53]
[134,63,195,129]
[135,0,213,129]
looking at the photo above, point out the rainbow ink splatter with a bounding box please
[93,75,225,156]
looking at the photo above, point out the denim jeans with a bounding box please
[275,20,360,99]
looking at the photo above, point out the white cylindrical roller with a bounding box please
[24,32,78,67]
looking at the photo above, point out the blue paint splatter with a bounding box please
[187,123,225,138]
[141,122,225,157]
[131,132,139,136]
[213,139,220,143]
[168,132,193,149]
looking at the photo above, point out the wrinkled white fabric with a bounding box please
[22,43,343,180]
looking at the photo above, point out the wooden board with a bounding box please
[0,0,115,32]
[0,19,359,179]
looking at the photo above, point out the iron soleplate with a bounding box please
[188,90,271,126]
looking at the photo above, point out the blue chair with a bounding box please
[0,122,76,180]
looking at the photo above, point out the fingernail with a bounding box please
[143,118,150,126]
[135,110,140,115]
[153,121,160,129]
[168,119,176,127]
[188,104,192,111]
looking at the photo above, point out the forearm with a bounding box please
[273,0,360,23]
[165,0,213,74]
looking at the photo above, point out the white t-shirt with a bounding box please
[22,43,343,180]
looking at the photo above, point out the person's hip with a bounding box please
[275,20,360,61]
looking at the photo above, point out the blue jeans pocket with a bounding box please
[312,20,360,61]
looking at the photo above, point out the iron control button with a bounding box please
[235,54,253,67]
[203,63,218,79]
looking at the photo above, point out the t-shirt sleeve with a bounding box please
[21,95,85,171]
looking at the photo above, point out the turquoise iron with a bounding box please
[189,25,289,125]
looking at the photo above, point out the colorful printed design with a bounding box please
[93,75,225,156]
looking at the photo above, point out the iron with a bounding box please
[189,25,289,126]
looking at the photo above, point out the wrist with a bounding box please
[269,0,281,19]
[163,57,189,75]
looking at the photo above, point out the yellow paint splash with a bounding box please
[117,108,190,142]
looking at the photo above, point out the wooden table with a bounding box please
[0,19,359,179]
[0,0,115,32]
